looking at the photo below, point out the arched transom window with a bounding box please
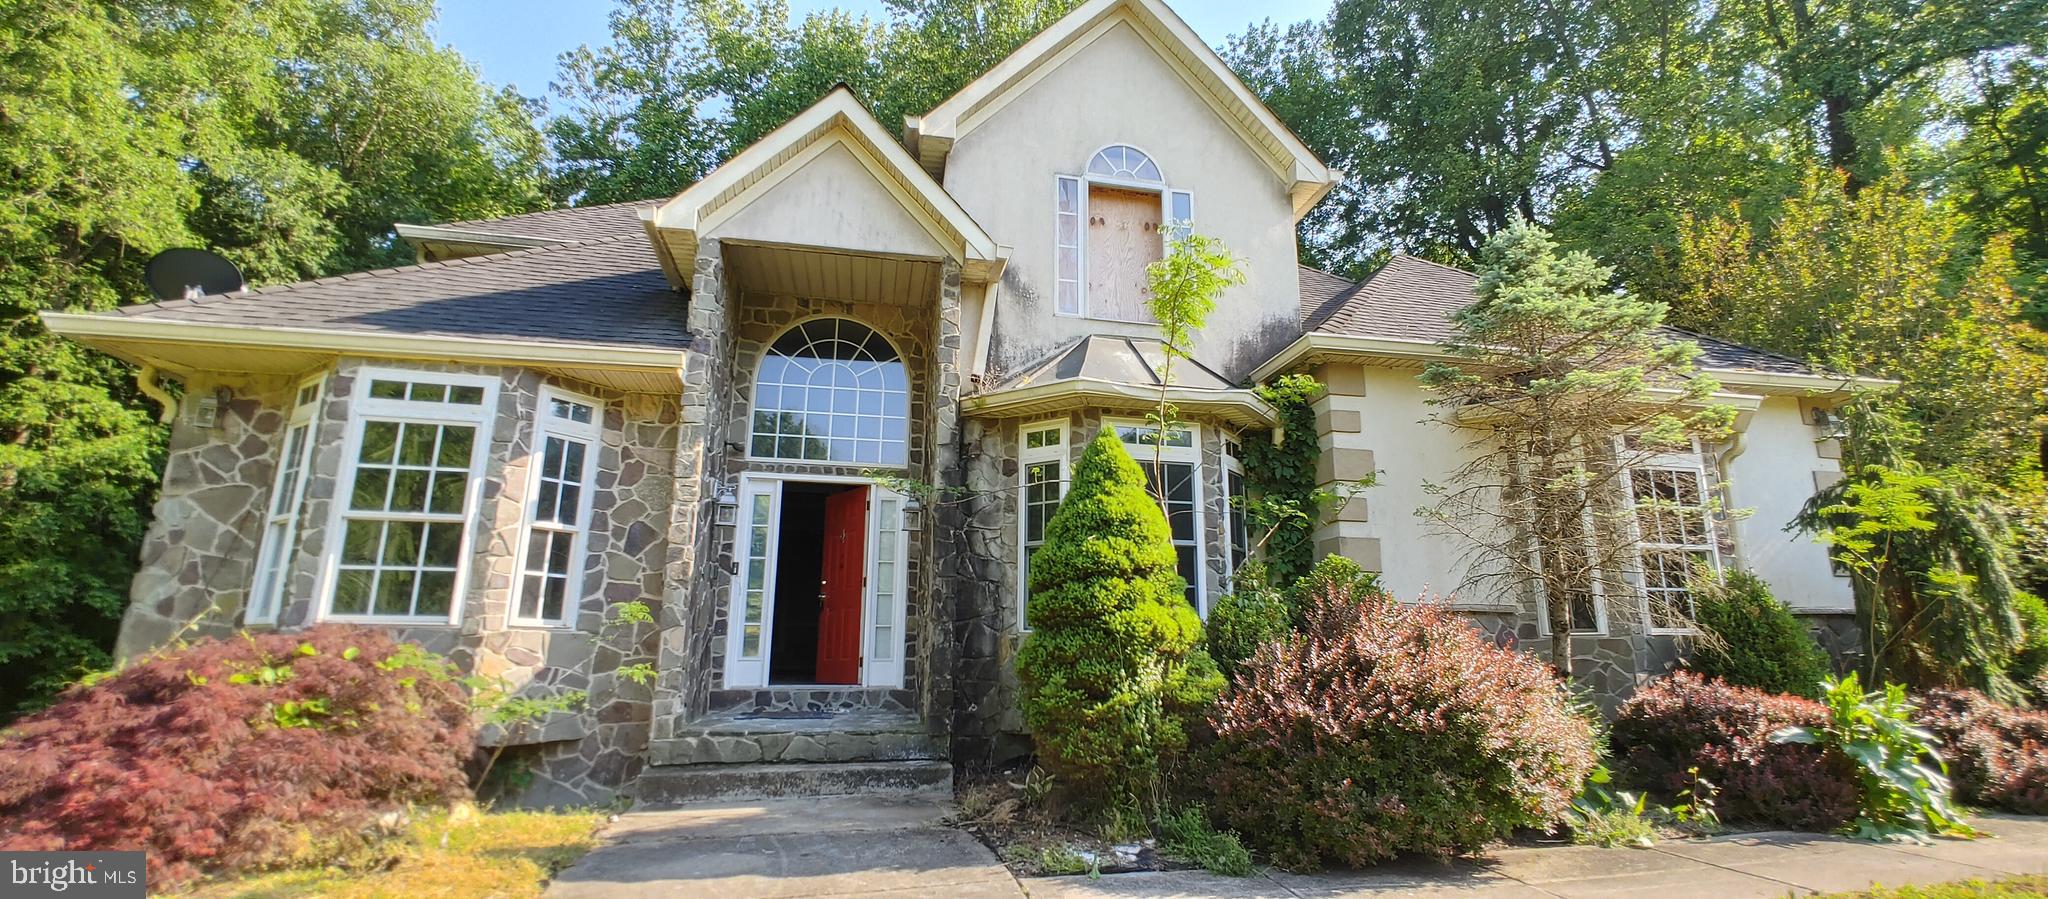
[750,318,909,465]
[1086,144,1161,182]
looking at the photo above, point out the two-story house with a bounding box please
[44,0,1873,805]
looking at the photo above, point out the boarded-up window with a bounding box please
[1086,185,1161,322]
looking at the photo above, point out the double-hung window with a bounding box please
[514,389,602,627]
[247,375,325,624]
[324,371,494,624]
[1054,145,1195,321]
[1628,453,1719,632]
[1114,422,1206,614]
[1017,422,1068,629]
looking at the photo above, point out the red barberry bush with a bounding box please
[1916,689,2048,814]
[1206,587,1597,871]
[1611,672,1859,830]
[0,625,473,887]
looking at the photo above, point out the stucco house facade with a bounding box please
[45,0,1870,805]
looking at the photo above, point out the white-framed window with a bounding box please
[1054,144,1195,322]
[1627,455,1720,633]
[1223,435,1248,581]
[1534,506,1609,636]
[1017,421,1068,630]
[1112,421,1207,615]
[749,317,909,466]
[247,374,326,624]
[320,369,495,624]
[512,388,602,627]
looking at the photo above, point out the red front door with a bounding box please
[816,486,868,685]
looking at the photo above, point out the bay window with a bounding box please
[247,375,324,624]
[322,370,494,623]
[1114,422,1206,614]
[1628,459,1719,632]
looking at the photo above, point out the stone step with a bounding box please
[648,708,947,766]
[630,760,954,804]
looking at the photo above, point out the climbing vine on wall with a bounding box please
[1242,374,1327,584]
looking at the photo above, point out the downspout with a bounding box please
[136,364,178,424]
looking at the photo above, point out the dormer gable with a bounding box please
[904,0,1338,220]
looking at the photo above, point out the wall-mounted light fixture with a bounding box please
[902,495,924,532]
[713,488,739,527]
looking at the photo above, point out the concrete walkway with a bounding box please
[546,803,2048,898]
[545,796,1022,898]
[1022,815,2048,898]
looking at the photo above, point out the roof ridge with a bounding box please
[1386,252,1477,278]
[415,197,658,232]
[113,235,639,314]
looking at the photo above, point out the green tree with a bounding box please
[1419,221,1735,676]
[1016,429,1223,813]
[548,0,1082,206]
[0,0,549,716]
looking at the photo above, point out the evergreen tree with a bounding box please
[1419,221,1735,676]
[1016,429,1222,811]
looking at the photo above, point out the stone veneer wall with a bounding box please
[115,372,298,659]
[949,409,1247,766]
[117,357,678,807]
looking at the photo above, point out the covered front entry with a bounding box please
[724,475,909,690]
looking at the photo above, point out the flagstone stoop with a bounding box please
[636,707,951,803]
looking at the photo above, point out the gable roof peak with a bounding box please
[906,0,1338,218]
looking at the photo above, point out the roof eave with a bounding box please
[965,377,1278,428]
[1252,331,1896,396]
[42,313,688,383]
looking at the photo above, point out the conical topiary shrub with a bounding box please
[1017,428,1223,811]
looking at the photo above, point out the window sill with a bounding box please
[321,615,460,628]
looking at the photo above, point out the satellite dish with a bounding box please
[144,248,245,300]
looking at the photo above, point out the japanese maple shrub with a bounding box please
[1016,429,1223,812]
[1206,584,1596,870]
[0,625,473,887]
[1611,673,1860,830]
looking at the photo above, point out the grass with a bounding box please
[1818,876,2048,898]
[1570,808,1659,848]
[180,807,608,898]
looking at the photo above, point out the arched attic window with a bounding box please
[750,318,909,465]
[1087,145,1162,182]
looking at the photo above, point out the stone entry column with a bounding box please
[654,239,731,739]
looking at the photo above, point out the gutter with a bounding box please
[41,313,688,375]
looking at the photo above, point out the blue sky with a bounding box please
[434,0,1329,99]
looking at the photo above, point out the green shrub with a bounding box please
[2010,592,2048,706]
[1284,554,1381,617]
[1207,562,1291,678]
[1683,570,1833,698]
[1207,583,1597,870]
[1016,429,1224,811]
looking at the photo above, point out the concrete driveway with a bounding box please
[547,803,2048,898]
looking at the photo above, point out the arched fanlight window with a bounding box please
[1086,145,1161,182]
[750,318,909,465]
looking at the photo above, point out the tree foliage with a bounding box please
[0,0,548,717]
[1016,429,1223,813]
[1419,221,1734,675]
[548,0,1085,204]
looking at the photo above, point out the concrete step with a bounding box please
[630,759,954,804]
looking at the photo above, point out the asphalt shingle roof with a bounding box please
[416,200,656,244]
[1299,254,1818,377]
[111,236,689,351]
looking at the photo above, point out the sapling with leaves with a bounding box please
[1418,221,1736,676]
[1139,231,1244,519]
